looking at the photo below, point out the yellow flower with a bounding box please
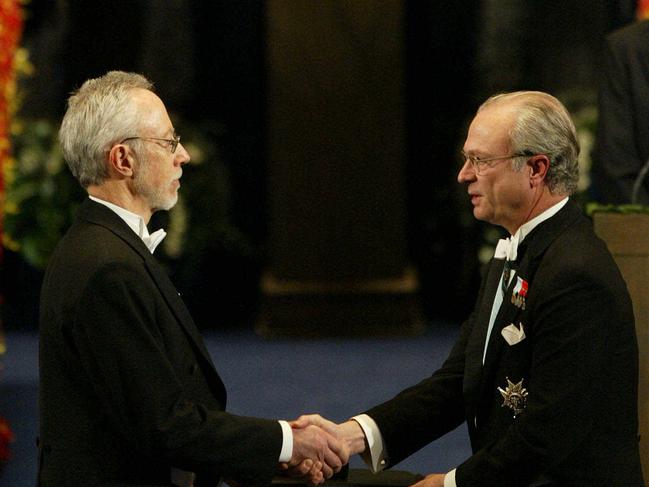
[4,199,18,214]
[10,118,23,135]
[14,47,33,76]
[1,233,20,252]
[2,156,16,185]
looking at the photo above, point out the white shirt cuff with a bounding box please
[351,414,387,472]
[278,420,293,463]
[444,469,457,487]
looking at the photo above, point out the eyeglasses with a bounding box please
[120,133,181,154]
[460,150,529,175]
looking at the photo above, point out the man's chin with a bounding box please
[472,207,490,224]
[153,195,179,212]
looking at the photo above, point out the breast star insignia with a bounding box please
[498,377,528,418]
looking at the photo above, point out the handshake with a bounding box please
[278,414,446,487]
[281,414,367,485]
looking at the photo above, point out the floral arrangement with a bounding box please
[0,0,28,259]
[0,0,25,477]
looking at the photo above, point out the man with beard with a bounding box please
[38,71,347,486]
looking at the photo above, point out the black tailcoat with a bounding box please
[38,199,282,486]
[366,201,643,486]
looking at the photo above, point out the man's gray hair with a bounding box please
[479,91,580,195]
[59,71,154,188]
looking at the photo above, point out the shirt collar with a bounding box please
[88,195,166,253]
[494,197,569,261]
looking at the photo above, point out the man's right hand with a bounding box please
[291,414,367,456]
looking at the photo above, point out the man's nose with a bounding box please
[175,142,191,165]
[457,159,475,183]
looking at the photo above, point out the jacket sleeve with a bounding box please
[363,310,473,466]
[364,260,496,467]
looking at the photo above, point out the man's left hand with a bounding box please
[410,473,446,487]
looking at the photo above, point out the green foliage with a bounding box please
[3,119,84,269]
[3,116,250,274]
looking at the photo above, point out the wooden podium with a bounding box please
[593,212,649,483]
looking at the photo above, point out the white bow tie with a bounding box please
[142,228,166,253]
[494,233,520,262]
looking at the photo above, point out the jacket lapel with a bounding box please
[77,199,218,371]
[472,200,584,403]
[143,258,217,369]
[481,252,531,378]
[141,253,227,404]
[463,258,506,410]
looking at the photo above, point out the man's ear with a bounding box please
[108,144,135,178]
[528,154,550,188]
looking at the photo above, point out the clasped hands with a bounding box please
[281,414,446,487]
[280,414,363,485]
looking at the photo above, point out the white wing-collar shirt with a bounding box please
[89,195,167,253]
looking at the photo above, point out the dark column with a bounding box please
[260,0,422,337]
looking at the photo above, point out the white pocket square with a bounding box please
[502,322,526,346]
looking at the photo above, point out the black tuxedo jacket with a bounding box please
[38,199,282,486]
[591,19,649,204]
[367,201,643,486]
